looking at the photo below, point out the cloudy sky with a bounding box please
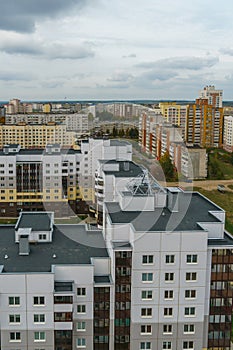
[1,0,233,101]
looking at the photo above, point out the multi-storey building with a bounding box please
[0,124,76,149]
[5,113,89,133]
[77,139,132,204]
[0,139,132,217]
[199,85,223,108]
[186,99,223,148]
[159,102,187,137]
[223,115,233,152]
[169,143,207,179]
[0,174,232,349]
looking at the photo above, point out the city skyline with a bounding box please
[1,0,233,100]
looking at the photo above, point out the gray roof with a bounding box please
[105,192,222,232]
[94,275,111,283]
[16,212,53,231]
[0,148,81,156]
[110,139,131,146]
[208,232,233,247]
[0,225,108,272]
[102,160,143,178]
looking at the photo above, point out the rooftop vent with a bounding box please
[19,234,30,256]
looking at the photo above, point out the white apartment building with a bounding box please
[199,85,223,108]
[223,115,233,152]
[0,175,232,349]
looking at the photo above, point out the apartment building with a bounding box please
[0,139,132,217]
[0,124,76,149]
[169,143,207,179]
[223,115,233,152]
[5,113,89,133]
[159,102,187,137]
[199,85,223,108]
[186,99,223,148]
[0,175,232,349]
[78,139,132,204]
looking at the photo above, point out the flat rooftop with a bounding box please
[0,225,108,273]
[0,148,81,156]
[102,160,143,178]
[110,139,131,146]
[105,192,223,232]
[15,212,53,231]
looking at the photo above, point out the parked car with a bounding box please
[217,184,225,193]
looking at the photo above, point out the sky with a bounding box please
[1,0,233,101]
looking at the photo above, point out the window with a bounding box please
[184,307,195,316]
[142,273,153,282]
[141,290,152,300]
[186,255,197,264]
[141,308,152,317]
[165,273,174,282]
[164,308,173,317]
[9,296,20,306]
[77,305,86,313]
[77,288,86,296]
[77,338,86,348]
[77,321,86,331]
[164,290,174,299]
[185,290,196,299]
[34,331,45,342]
[142,255,154,264]
[184,324,195,334]
[163,324,173,334]
[140,342,151,350]
[34,314,45,323]
[141,325,152,334]
[163,341,172,349]
[9,314,20,323]
[10,332,21,341]
[165,255,175,264]
[39,234,46,240]
[183,341,194,349]
[33,296,45,305]
[186,272,197,281]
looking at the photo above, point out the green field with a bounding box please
[208,149,233,179]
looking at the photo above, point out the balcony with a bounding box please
[54,322,73,330]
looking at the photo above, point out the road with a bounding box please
[132,144,233,192]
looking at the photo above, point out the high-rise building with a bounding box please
[223,115,233,152]
[199,85,223,108]
[0,175,232,349]
[186,99,223,148]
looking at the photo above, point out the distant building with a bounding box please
[186,99,223,148]
[223,115,233,152]
[199,85,223,108]
[0,124,76,149]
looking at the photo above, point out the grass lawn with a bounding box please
[194,187,233,235]
[208,149,233,179]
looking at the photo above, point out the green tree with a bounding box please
[112,126,118,137]
[159,151,177,181]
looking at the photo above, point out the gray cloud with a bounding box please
[137,56,219,70]
[0,0,86,33]
[220,48,233,56]
[122,53,137,58]
[107,72,134,82]
[0,71,35,81]
[0,39,94,60]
